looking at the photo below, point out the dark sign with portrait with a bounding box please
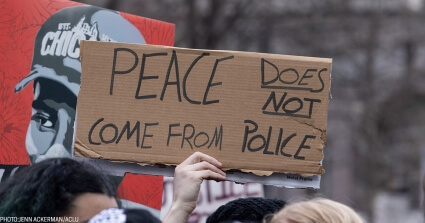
[0,0,175,214]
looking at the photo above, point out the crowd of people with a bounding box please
[1,4,365,223]
[0,152,365,223]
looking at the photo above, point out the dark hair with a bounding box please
[0,158,115,217]
[206,197,286,223]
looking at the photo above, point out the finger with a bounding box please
[187,161,226,177]
[196,169,227,181]
[181,152,222,167]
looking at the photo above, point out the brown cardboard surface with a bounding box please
[75,40,332,176]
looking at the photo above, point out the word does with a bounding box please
[261,58,327,92]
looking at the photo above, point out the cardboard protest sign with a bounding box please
[75,41,332,177]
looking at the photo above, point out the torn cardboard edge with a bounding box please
[75,157,321,189]
[74,137,324,177]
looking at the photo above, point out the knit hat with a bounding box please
[206,197,286,223]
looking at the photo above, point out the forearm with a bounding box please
[162,201,193,223]
[163,152,226,223]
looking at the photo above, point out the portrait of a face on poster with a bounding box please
[0,0,175,214]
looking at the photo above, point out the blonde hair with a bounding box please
[269,198,365,223]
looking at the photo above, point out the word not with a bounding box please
[241,119,315,160]
[261,58,327,92]
[110,48,234,105]
[88,118,159,149]
[262,91,321,119]
[167,123,223,150]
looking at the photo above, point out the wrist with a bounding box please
[163,201,194,223]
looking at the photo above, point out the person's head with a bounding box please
[206,197,286,223]
[14,5,145,163]
[0,158,117,220]
[268,198,364,223]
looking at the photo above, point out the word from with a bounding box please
[262,91,321,119]
[261,58,327,92]
[88,118,223,150]
[167,123,223,150]
[110,48,234,105]
[0,217,79,222]
[241,119,315,160]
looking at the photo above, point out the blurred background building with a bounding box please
[76,0,425,222]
